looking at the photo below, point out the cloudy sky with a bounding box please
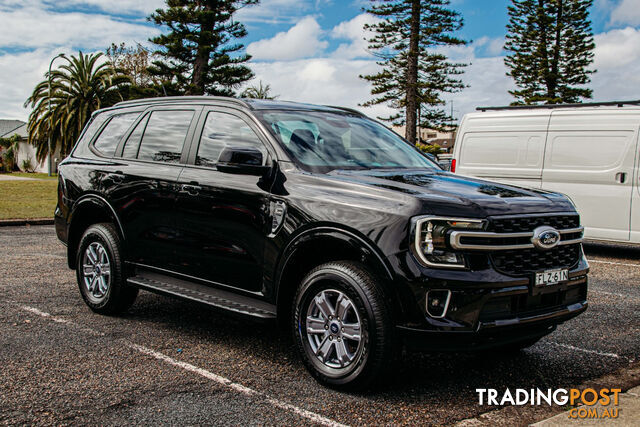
[1,0,639,122]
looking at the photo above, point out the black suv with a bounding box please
[55,96,588,389]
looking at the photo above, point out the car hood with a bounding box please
[329,169,575,217]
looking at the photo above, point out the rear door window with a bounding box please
[93,113,139,157]
[136,110,194,163]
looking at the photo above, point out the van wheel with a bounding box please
[76,223,138,314]
[292,261,396,390]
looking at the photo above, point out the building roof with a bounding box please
[0,120,28,138]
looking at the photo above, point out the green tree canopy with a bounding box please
[360,0,467,143]
[505,0,596,104]
[148,0,258,96]
[0,134,21,172]
[24,52,130,161]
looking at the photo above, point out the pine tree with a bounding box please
[505,0,596,104]
[148,0,257,96]
[360,0,467,143]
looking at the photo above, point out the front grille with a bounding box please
[489,214,580,233]
[491,244,581,276]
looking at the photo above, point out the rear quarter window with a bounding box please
[70,113,109,158]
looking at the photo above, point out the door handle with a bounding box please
[615,172,627,183]
[181,184,201,195]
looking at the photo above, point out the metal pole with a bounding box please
[47,53,65,176]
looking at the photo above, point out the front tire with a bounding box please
[76,223,137,314]
[292,261,395,390]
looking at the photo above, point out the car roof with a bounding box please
[112,96,364,116]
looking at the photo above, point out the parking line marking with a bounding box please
[548,342,621,359]
[130,343,348,427]
[18,304,347,427]
[20,305,105,336]
[588,259,640,268]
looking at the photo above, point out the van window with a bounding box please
[548,132,633,170]
[137,110,194,163]
[196,112,266,167]
[460,135,519,166]
[93,113,139,157]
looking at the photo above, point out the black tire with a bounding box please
[76,223,138,314]
[292,261,396,390]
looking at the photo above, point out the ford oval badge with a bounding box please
[531,226,561,250]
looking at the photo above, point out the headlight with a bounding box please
[413,217,485,269]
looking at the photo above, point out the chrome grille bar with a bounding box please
[449,227,584,251]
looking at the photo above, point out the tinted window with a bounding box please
[196,112,266,167]
[122,114,149,159]
[137,110,194,163]
[71,113,109,157]
[256,111,438,173]
[93,113,139,157]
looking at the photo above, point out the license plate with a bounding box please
[535,269,568,286]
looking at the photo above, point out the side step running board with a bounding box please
[127,272,276,320]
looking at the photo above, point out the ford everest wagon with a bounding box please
[55,97,588,389]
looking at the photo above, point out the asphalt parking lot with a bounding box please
[1,225,638,426]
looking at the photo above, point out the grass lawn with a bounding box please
[1,172,57,180]
[0,180,58,219]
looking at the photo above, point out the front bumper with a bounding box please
[398,300,587,351]
[386,249,589,349]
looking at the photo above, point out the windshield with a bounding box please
[255,110,439,173]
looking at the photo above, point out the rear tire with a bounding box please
[76,223,137,314]
[292,261,396,390]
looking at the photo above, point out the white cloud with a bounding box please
[591,26,640,101]
[248,58,393,120]
[0,0,164,15]
[475,36,505,56]
[236,0,319,24]
[0,48,70,120]
[330,13,380,59]
[609,0,640,26]
[0,2,158,121]
[0,7,157,49]
[247,16,328,60]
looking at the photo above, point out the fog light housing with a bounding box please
[426,290,451,319]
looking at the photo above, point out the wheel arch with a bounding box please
[67,194,125,269]
[274,225,399,327]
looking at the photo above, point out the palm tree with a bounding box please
[24,52,131,162]
[240,80,278,99]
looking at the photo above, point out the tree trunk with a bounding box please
[548,0,564,102]
[405,0,421,144]
[190,0,212,95]
[537,0,551,103]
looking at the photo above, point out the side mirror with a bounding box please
[217,147,271,176]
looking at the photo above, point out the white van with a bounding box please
[452,102,640,243]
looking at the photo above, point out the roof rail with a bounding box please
[476,100,640,112]
[114,96,252,109]
[323,105,365,116]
